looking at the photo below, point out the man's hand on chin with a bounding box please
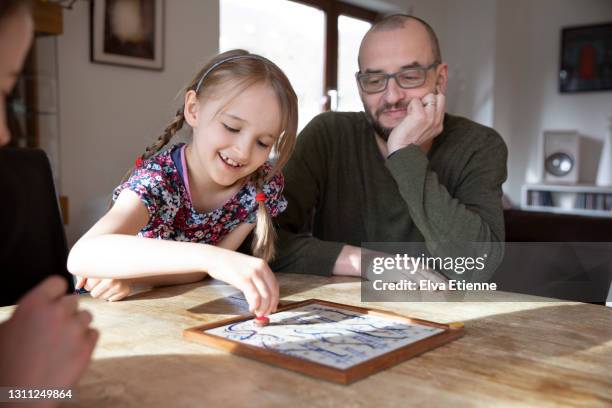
[386,92,445,156]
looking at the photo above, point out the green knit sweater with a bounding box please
[271,111,508,278]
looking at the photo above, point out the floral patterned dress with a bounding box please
[112,143,287,244]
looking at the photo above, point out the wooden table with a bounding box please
[2,273,611,407]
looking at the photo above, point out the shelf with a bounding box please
[520,205,612,218]
[523,183,612,194]
[521,184,612,217]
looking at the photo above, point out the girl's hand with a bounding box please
[207,251,279,317]
[76,277,132,302]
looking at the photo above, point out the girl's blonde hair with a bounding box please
[120,49,298,262]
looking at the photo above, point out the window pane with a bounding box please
[337,15,371,112]
[220,0,325,131]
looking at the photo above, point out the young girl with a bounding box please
[67,49,298,317]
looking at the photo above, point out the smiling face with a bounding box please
[184,81,282,189]
[357,20,447,140]
[0,6,33,146]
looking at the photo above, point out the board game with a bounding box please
[183,299,464,384]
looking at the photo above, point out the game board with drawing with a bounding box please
[183,299,464,384]
[205,303,444,369]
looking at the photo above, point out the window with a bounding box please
[220,0,377,131]
[220,0,325,131]
[337,15,372,111]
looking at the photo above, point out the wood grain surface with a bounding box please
[1,273,611,407]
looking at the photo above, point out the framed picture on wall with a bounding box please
[559,22,612,93]
[90,0,164,70]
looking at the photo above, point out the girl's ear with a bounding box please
[184,90,200,127]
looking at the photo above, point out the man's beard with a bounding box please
[363,101,409,142]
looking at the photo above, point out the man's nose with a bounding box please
[381,77,405,106]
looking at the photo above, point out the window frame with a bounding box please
[291,0,379,110]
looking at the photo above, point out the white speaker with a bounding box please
[544,130,580,184]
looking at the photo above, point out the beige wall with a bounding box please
[493,0,612,203]
[57,0,219,244]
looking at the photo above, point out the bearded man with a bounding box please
[272,14,507,280]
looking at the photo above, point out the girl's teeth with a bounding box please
[221,153,242,167]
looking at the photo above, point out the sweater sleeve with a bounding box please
[271,114,345,276]
[384,129,508,281]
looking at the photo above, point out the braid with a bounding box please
[251,168,276,262]
[115,109,185,194]
[142,108,185,160]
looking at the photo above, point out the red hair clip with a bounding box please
[255,192,266,202]
[135,157,143,167]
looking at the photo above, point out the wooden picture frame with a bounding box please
[90,0,164,71]
[183,299,464,384]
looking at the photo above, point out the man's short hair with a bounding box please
[367,14,442,63]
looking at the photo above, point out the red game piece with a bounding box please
[254,316,269,327]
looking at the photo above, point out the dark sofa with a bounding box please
[504,209,612,242]
[494,209,612,303]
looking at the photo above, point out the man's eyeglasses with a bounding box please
[356,62,440,94]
